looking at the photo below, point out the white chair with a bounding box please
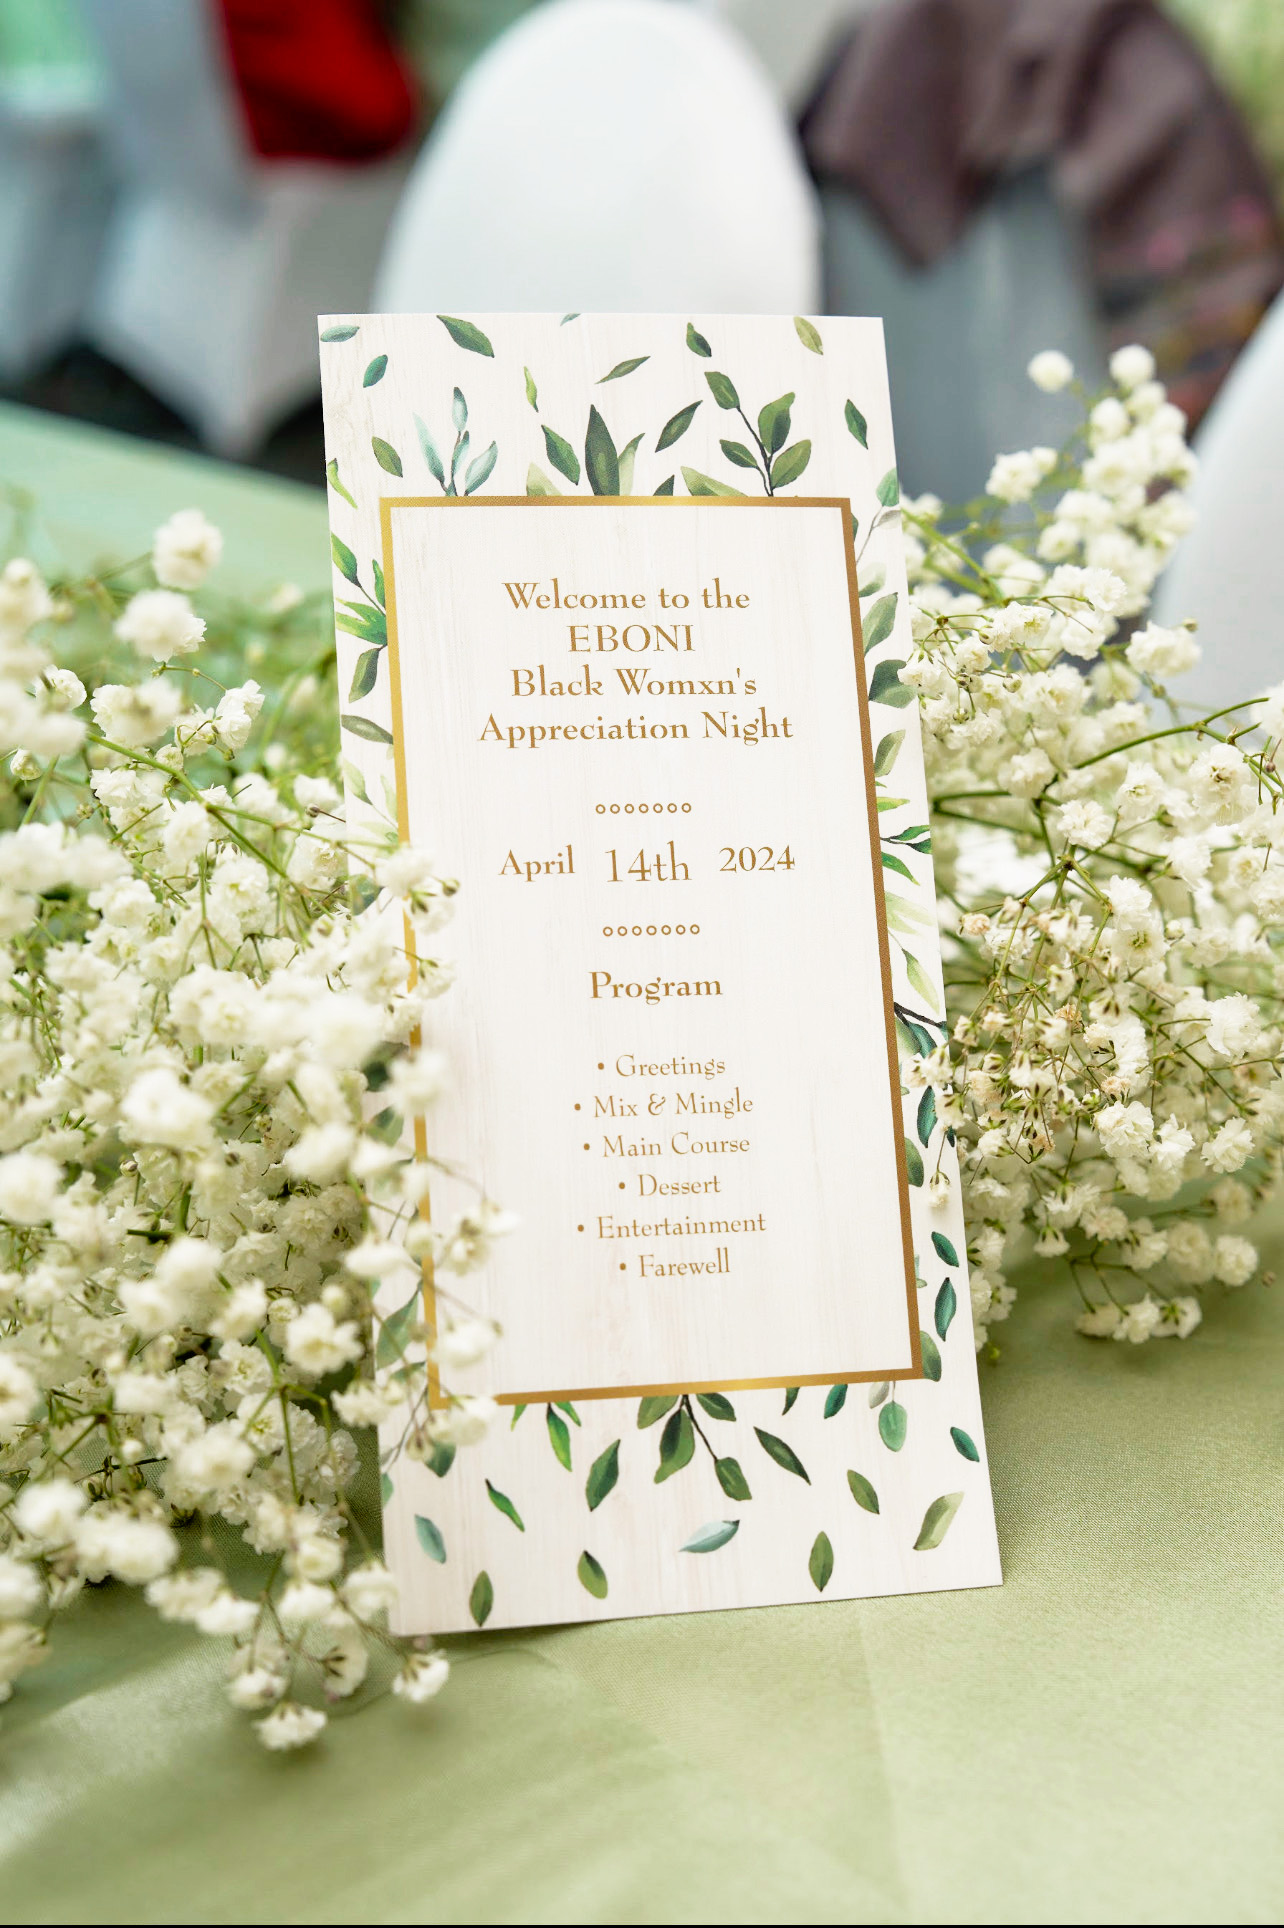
[0,27,112,380]
[1151,290,1284,713]
[375,0,819,315]
[78,0,410,456]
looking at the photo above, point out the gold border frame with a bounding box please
[378,494,923,1401]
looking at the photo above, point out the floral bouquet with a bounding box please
[0,343,1279,1745]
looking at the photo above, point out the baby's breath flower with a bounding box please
[393,1650,450,1704]
[151,509,224,590]
[113,588,205,663]
[1213,1235,1257,1287]
[255,1701,327,1750]
[1027,349,1074,393]
[1109,343,1156,390]
[227,1666,287,1710]
[0,536,502,1747]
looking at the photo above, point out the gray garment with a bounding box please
[822,167,1107,504]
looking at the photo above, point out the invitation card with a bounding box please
[319,313,1001,1630]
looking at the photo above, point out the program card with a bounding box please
[319,313,1001,1630]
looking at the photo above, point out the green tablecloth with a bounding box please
[1,406,1281,1925]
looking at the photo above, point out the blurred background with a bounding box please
[2,0,1283,541]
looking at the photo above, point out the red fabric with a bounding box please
[215,0,418,162]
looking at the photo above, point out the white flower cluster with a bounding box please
[902,347,1281,1355]
[0,514,498,1746]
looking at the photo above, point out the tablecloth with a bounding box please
[0,404,1280,1926]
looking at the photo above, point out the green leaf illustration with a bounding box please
[414,1515,446,1563]
[542,425,581,486]
[847,1470,880,1514]
[556,1401,581,1425]
[341,714,394,744]
[577,1550,608,1599]
[451,386,467,431]
[824,1383,848,1418]
[510,1405,527,1428]
[464,443,498,495]
[794,315,824,354]
[320,323,358,342]
[916,1087,937,1147]
[546,1404,572,1470]
[526,462,561,497]
[844,398,868,446]
[654,475,676,495]
[485,1479,525,1531]
[904,1137,925,1186]
[326,459,357,508]
[686,323,712,357]
[362,354,388,388]
[754,1427,810,1483]
[380,1473,393,1505]
[905,952,940,1014]
[770,440,811,488]
[873,729,904,776]
[414,415,447,488]
[757,391,795,455]
[868,1380,890,1408]
[883,851,915,882]
[696,1391,736,1421]
[879,1401,907,1451]
[469,1570,494,1625]
[714,1455,751,1501]
[561,312,580,325]
[920,1331,942,1381]
[331,534,360,585]
[951,1426,980,1462]
[869,659,913,707]
[426,1440,455,1478]
[438,314,494,357]
[586,1439,620,1511]
[720,439,759,470]
[655,1404,695,1482]
[863,592,898,652]
[524,366,538,409]
[656,401,701,451]
[617,433,643,494]
[896,1013,936,1058]
[585,405,620,496]
[936,1280,957,1340]
[782,1386,800,1414]
[372,436,403,476]
[599,355,650,382]
[682,1519,740,1553]
[681,466,743,498]
[372,559,385,606]
[876,467,900,507]
[914,1491,964,1551]
[335,598,386,644]
[809,1531,834,1592]
[375,1288,419,1365]
[705,370,740,411]
[638,1394,677,1428]
[348,648,381,704]
[932,1232,959,1266]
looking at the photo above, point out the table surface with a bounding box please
[1,404,1281,1926]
